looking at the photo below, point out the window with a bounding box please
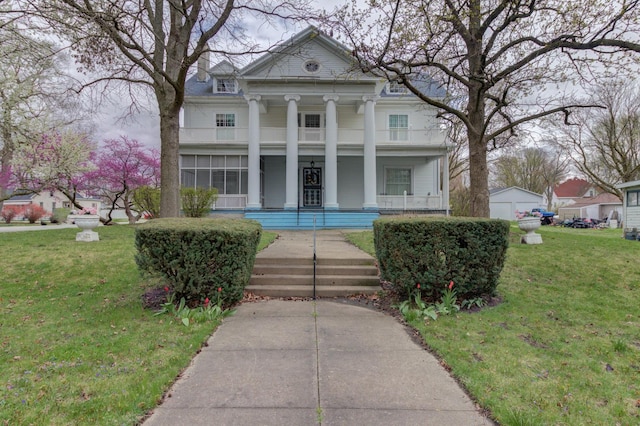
[387,81,407,94]
[303,60,320,73]
[297,113,324,141]
[216,113,236,140]
[385,168,412,196]
[180,155,248,195]
[628,190,640,207]
[389,114,409,141]
[215,78,236,93]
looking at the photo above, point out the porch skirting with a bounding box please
[244,210,380,230]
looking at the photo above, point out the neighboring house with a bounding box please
[547,177,599,208]
[489,187,543,220]
[180,26,450,228]
[557,193,623,222]
[4,191,102,218]
[616,180,640,230]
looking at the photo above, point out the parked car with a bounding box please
[531,208,555,225]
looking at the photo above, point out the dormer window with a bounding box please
[388,80,408,94]
[215,78,237,93]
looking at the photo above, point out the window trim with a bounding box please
[387,80,408,94]
[214,77,237,94]
[383,166,413,196]
[388,113,409,141]
[215,112,236,141]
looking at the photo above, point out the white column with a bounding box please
[362,95,378,209]
[245,94,261,209]
[442,148,450,214]
[323,95,339,209]
[284,95,300,209]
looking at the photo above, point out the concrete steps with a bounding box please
[247,256,380,298]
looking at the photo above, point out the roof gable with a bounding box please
[554,178,592,198]
[240,26,369,81]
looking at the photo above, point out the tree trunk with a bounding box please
[158,103,181,218]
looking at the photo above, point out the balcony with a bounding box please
[180,127,446,146]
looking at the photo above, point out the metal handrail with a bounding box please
[313,215,317,300]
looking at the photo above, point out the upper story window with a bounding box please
[387,80,408,94]
[216,113,236,140]
[389,114,409,141]
[215,78,237,93]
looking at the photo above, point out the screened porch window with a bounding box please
[389,114,408,141]
[180,155,248,195]
[385,168,412,195]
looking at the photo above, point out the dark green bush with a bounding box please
[135,218,262,305]
[374,217,509,301]
[51,207,71,223]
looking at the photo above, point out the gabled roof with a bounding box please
[239,26,355,77]
[554,178,592,198]
[489,186,543,197]
[7,194,35,201]
[565,192,622,208]
[616,179,640,189]
[184,26,446,99]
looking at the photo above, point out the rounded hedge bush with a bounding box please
[135,218,262,305]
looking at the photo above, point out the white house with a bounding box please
[616,180,640,230]
[180,26,450,228]
[5,190,101,219]
[489,187,544,220]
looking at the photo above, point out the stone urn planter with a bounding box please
[70,214,100,242]
[518,217,542,244]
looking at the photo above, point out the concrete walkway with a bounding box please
[143,300,492,425]
[143,230,493,425]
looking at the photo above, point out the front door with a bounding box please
[303,166,322,207]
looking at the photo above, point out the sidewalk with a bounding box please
[143,300,493,425]
[0,223,76,232]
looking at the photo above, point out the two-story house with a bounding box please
[180,26,450,228]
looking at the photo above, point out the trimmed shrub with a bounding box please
[1,205,24,224]
[180,187,218,217]
[374,216,510,301]
[135,218,262,305]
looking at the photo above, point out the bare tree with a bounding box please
[0,13,83,203]
[491,146,568,209]
[336,0,640,217]
[558,79,640,200]
[24,0,312,217]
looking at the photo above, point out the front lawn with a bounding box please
[0,225,275,424]
[347,225,640,424]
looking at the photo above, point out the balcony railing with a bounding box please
[179,127,446,146]
[377,194,443,210]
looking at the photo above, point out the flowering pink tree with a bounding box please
[84,136,160,224]
[8,131,96,207]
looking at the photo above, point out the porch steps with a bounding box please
[244,210,380,230]
[246,256,381,298]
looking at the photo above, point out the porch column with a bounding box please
[323,95,339,209]
[245,94,261,209]
[284,95,300,209]
[363,95,378,209]
[442,148,450,214]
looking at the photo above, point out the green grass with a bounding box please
[0,225,276,424]
[346,225,640,424]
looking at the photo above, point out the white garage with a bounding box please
[489,187,544,220]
